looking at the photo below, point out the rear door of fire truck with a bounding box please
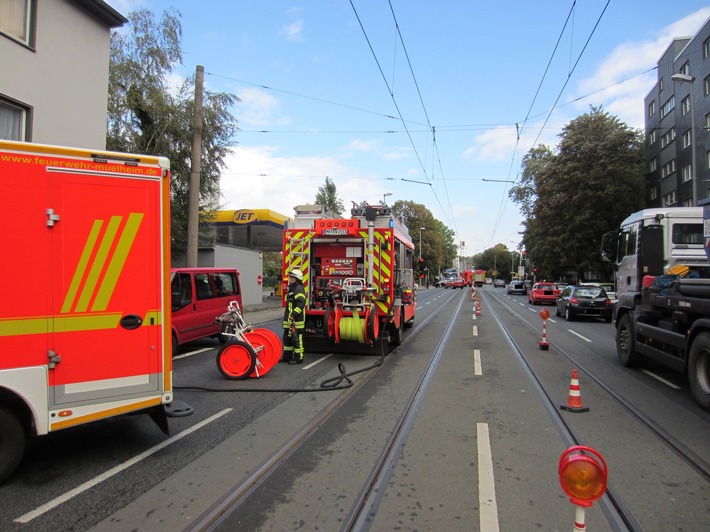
[48,153,167,418]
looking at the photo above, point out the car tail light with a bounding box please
[570,297,579,304]
[605,299,612,307]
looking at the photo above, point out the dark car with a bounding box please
[493,279,505,288]
[555,285,612,322]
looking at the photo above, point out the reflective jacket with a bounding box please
[283,281,306,329]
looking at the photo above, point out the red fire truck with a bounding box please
[282,203,416,352]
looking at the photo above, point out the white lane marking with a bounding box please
[641,369,681,389]
[303,353,332,369]
[474,349,482,376]
[472,325,478,337]
[15,408,233,524]
[477,423,500,531]
[174,347,212,360]
[568,330,592,342]
[472,314,477,320]
[426,301,432,305]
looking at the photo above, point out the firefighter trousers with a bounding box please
[282,328,304,362]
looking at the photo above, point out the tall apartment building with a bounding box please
[645,17,710,207]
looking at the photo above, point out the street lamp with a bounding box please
[671,73,697,205]
[383,192,393,205]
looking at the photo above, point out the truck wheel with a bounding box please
[390,315,404,346]
[217,340,256,380]
[616,314,639,367]
[688,332,710,410]
[404,315,414,329]
[0,407,25,484]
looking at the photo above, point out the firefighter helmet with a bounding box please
[288,268,303,281]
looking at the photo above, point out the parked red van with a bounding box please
[170,268,242,356]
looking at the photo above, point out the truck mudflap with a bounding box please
[149,400,194,435]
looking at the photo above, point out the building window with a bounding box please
[663,190,677,206]
[649,158,657,172]
[705,38,710,59]
[707,150,710,170]
[648,100,656,117]
[660,96,674,119]
[661,128,676,148]
[706,113,710,130]
[683,130,692,149]
[661,159,676,178]
[705,75,710,96]
[0,0,34,46]
[648,129,656,145]
[680,62,689,76]
[649,186,658,201]
[683,163,693,182]
[682,197,693,207]
[659,77,664,93]
[681,96,690,116]
[0,98,28,141]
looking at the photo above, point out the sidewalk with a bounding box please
[243,293,283,325]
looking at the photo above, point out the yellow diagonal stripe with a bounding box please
[76,216,122,312]
[93,213,144,311]
[62,220,103,314]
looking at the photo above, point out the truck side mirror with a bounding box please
[601,231,617,263]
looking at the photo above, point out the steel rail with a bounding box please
[483,289,710,484]
[189,289,461,532]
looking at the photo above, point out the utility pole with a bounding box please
[186,65,204,267]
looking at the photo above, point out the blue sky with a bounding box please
[109,1,710,257]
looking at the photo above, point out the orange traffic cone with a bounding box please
[560,369,589,413]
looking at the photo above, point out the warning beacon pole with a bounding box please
[539,308,550,350]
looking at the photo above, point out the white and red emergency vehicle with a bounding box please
[0,140,190,483]
[282,203,416,352]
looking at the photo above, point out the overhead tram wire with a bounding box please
[488,0,610,244]
[487,0,577,244]
[349,0,457,232]
[386,0,457,235]
[206,71,430,128]
[525,0,611,161]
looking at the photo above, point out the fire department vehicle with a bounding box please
[0,140,190,483]
[473,270,486,287]
[282,203,417,352]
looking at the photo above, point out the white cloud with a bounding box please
[465,7,710,162]
[342,139,378,153]
[281,20,304,42]
[220,145,351,215]
[236,87,291,127]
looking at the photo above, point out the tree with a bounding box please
[510,107,645,280]
[390,200,457,275]
[314,177,345,216]
[107,8,240,259]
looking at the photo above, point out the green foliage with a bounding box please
[314,177,345,216]
[107,8,240,259]
[509,107,645,280]
[390,200,457,274]
[472,244,516,280]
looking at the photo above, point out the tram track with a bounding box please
[187,289,462,532]
[480,287,710,531]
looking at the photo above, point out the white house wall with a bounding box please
[1,0,113,149]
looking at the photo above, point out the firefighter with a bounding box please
[282,268,306,364]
